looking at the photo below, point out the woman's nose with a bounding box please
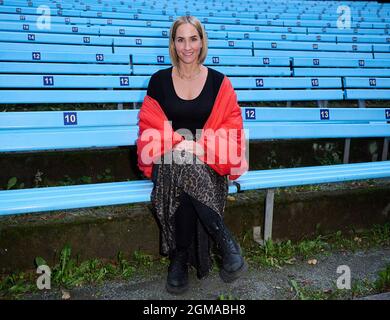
[184,40,191,49]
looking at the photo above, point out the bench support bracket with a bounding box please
[343,138,351,164]
[317,100,328,108]
[358,100,366,108]
[383,138,389,161]
[263,188,275,243]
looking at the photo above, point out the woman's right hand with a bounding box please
[173,140,204,156]
[173,140,192,152]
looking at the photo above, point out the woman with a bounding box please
[137,16,248,295]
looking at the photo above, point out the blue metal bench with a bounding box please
[0,21,330,43]
[0,28,388,53]
[0,109,237,215]
[0,74,343,104]
[2,55,388,106]
[235,106,390,242]
[0,49,343,105]
[293,57,390,77]
[0,49,342,106]
[0,40,254,56]
[0,50,131,64]
[133,54,291,67]
[344,77,390,101]
[0,107,389,245]
[2,19,389,45]
[132,53,291,76]
[1,3,388,33]
[0,0,389,241]
[255,49,374,59]
[0,7,388,37]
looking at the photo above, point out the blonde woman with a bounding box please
[137,16,248,294]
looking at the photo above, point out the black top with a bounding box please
[146,66,225,139]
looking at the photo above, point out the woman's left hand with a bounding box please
[173,140,204,157]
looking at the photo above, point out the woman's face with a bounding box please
[174,23,203,65]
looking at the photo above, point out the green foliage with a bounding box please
[97,168,113,182]
[246,236,329,268]
[217,293,236,300]
[7,177,17,190]
[313,142,342,166]
[1,224,389,299]
[49,246,138,288]
[80,176,92,184]
[132,250,154,268]
[247,239,294,268]
[374,264,390,293]
[244,223,390,269]
[0,244,160,299]
[351,278,376,298]
[289,279,348,300]
[288,277,378,300]
[34,257,47,268]
[117,252,136,279]
[0,273,35,299]
[49,246,134,288]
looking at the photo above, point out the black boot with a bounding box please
[166,249,189,294]
[206,219,248,283]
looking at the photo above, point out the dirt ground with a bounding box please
[24,247,390,300]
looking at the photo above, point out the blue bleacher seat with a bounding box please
[0,0,390,244]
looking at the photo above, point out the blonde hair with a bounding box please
[169,16,208,67]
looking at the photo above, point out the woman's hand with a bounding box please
[173,140,204,157]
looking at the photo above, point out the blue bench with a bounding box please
[132,54,292,76]
[254,40,376,53]
[1,107,389,244]
[0,50,343,105]
[255,49,374,59]
[1,3,388,33]
[0,40,254,56]
[0,4,387,52]
[0,74,343,104]
[0,0,390,243]
[1,18,389,45]
[0,49,338,108]
[3,51,390,106]
[292,57,390,106]
[0,28,388,54]
[235,107,390,241]
[0,7,388,37]
[0,50,291,77]
[0,109,237,215]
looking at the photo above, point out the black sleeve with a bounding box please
[146,71,162,102]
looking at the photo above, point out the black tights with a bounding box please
[174,192,221,251]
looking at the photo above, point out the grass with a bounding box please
[0,245,165,299]
[242,223,390,300]
[375,264,390,293]
[1,223,389,300]
[287,271,390,300]
[217,293,237,300]
[242,223,390,269]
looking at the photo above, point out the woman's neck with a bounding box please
[175,63,203,80]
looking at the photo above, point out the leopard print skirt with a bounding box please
[150,149,228,278]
